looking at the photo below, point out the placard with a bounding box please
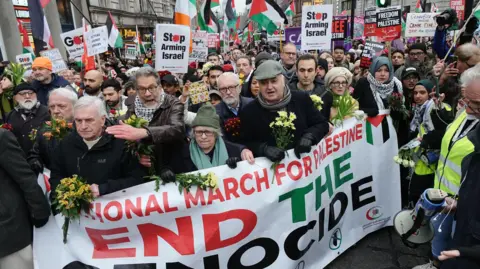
[208,33,220,48]
[16,53,33,70]
[84,26,108,57]
[285,27,301,46]
[405,13,437,37]
[267,22,285,41]
[376,6,402,41]
[450,0,464,21]
[60,28,84,59]
[189,81,210,104]
[39,49,68,73]
[189,31,208,62]
[332,17,348,40]
[301,4,333,51]
[125,44,137,60]
[364,7,378,37]
[360,41,385,69]
[155,24,190,73]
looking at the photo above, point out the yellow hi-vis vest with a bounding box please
[434,111,476,195]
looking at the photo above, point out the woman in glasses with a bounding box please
[324,67,358,121]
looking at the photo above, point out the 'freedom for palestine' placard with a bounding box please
[155,24,190,73]
[375,6,401,41]
[301,5,333,51]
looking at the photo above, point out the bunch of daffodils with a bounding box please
[269,111,297,182]
[310,95,324,111]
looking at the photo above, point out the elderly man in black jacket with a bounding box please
[216,72,253,142]
[28,87,78,174]
[0,128,50,268]
[240,60,330,162]
[50,96,146,198]
[6,82,50,154]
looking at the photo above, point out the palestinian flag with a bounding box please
[473,4,480,20]
[17,19,34,55]
[106,12,123,49]
[198,0,220,33]
[431,3,438,13]
[414,0,422,13]
[135,25,145,55]
[226,0,240,38]
[285,0,295,17]
[211,0,220,8]
[28,0,54,54]
[248,0,288,35]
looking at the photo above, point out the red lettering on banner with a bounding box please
[239,173,255,196]
[145,194,164,216]
[163,192,178,213]
[86,227,135,258]
[313,148,319,169]
[125,197,144,219]
[95,202,104,223]
[203,209,257,251]
[274,163,286,185]
[104,201,123,221]
[325,136,333,156]
[356,123,363,140]
[184,188,206,209]
[207,188,225,204]
[138,217,194,256]
[302,156,313,177]
[287,160,303,181]
[254,168,269,192]
[333,133,341,152]
[224,177,240,200]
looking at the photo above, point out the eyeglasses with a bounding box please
[330,81,348,88]
[194,130,215,137]
[465,98,480,114]
[17,91,35,97]
[137,85,159,94]
[283,52,296,57]
[219,85,239,94]
[409,52,425,57]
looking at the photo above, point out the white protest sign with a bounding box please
[34,113,401,269]
[189,30,208,62]
[60,28,84,59]
[301,5,333,51]
[16,53,33,70]
[125,44,137,60]
[267,22,285,41]
[84,26,108,57]
[39,49,68,73]
[405,13,437,37]
[155,24,190,73]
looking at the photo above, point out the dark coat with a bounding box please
[32,74,73,106]
[215,96,253,142]
[289,75,333,120]
[5,104,50,154]
[0,129,50,258]
[352,77,402,117]
[441,125,480,269]
[50,129,147,197]
[182,139,245,172]
[240,91,330,157]
[27,126,68,174]
[124,94,187,174]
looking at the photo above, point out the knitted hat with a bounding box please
[416,79,434,93]
[324,67,352,89]
[192,103,221,130]
[409,43,427,53]
[13,82,36,95]
[317,58,329,72]
[255,52,273,67]
[32,57,53,71]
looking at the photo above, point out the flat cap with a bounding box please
[254,60,283,80]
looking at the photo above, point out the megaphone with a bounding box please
[393,188,448,247]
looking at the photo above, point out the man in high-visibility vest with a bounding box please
[413,64,480,269]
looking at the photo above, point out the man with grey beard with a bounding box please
[395,43,433,80]
[5,83,49,154]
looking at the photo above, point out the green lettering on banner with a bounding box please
[333,151,353,189]
[278,183,313,223]
[315,165,333,210]
[366,121,373,145]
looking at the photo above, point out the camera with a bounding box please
[436,8,458,27]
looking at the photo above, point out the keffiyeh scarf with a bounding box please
[134,93,165,122]
[410,100,435,133]
[367,73,403,110]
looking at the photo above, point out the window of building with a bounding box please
[341,0,351,11]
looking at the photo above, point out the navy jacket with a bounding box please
[216,96,253,143]
[32,74,73,105]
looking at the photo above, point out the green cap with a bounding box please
[254,60,283,80]
[192,103,220,130]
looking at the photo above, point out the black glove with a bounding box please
[32,217,49,228]
[263,145,285,162]
[294,133,315,159]
[226,157,241,169]
[159,168,176,183]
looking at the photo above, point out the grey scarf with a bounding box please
[257,84,292,111]
[367,73,403,110]
[134,93,165,122]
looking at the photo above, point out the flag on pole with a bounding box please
[175,0,194,52]
[226,0,239,39]
[473,4,480,20]
[211,0,220,8]
[431,3,438,13]
[106,12,123,49]
[28,0,54,53]
[198,0,219,33]
[82,18,95,72]
[135,25,146,55]
[414,0,423,13]
[17,20,34,55]
[285,0,295,17]
[248,0,289,35]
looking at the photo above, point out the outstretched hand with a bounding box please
[106,120,149,141]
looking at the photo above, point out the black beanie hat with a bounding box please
[317,58,329,72]
[13,82,36,95]
[255,52,273,68]
[409,43,427,53]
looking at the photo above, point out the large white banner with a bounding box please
[155,24,190,73]
[301,5,333,51]
[60,28,85,59]
[34,113,401,269]
[405,13,437,37]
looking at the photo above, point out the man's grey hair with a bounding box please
[49,87,78,105]
[460,63,480,88]
[74,96,107,117]
[135,66,161,87]
[217,72,240,86]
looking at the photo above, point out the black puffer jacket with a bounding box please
[289,74,333,120]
